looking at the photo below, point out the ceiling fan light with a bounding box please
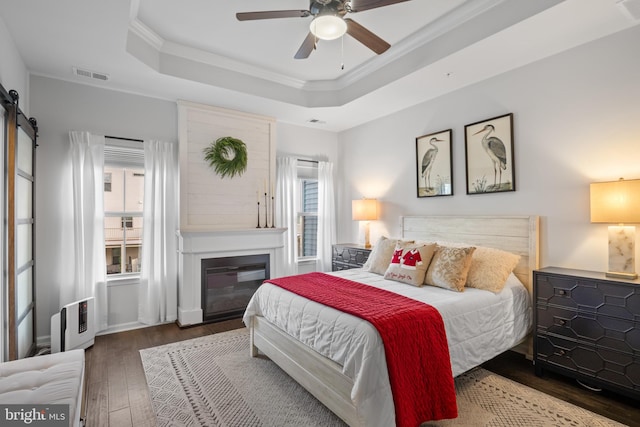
[310,15,347,40]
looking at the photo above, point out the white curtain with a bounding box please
[276,157,298,277]
[138,140,179,324]
[69,131,108,331]
[316,161,336,272]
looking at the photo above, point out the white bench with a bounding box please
[0,349,85,427]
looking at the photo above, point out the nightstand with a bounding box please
[331,244,371,271]
[533,267,640,400]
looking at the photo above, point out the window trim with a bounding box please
[297,177,318,261]
[104,142,144,280]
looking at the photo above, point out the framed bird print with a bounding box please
[464,113,515,194]
[416,129,453,197]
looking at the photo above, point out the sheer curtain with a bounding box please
[316,161,336,272]
[138,140,179,324]
[69,131,108,331]
[276,156,298,277]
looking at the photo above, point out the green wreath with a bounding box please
[203,136,248,179]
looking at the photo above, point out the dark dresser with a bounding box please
[331,244,371,271]
[533,267,640,400]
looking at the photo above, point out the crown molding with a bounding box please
[129,18,164,51]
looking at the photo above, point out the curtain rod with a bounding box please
[105,135,144,143]
[297,158,318,164]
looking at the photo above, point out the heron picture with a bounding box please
[464,113,515,194]
[416,129,452,197]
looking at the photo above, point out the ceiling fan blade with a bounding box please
[236,10,310,21]
[294,32,317,59]
[345,18,390,55]
[346,0,410,13]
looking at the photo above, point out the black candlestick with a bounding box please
[271,196,275,228]
[264,193,268,228]
[256,201,261,228]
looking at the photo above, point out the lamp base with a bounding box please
[605,271,638,280]
[363,221,371,248]
[607,225,637,280]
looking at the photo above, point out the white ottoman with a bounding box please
[0,349,85,427]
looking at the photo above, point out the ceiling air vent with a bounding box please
[73,67,110,82]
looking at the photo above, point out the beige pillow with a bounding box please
[466,246,521,293]
[363,236,397,274]
[384,243,436,287]
[363,236,413,275]
[425,245,476,292]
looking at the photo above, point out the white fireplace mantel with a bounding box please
[177,227,286,326]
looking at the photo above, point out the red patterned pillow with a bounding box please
[383,243,437,287]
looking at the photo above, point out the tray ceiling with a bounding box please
[0,0,637,130]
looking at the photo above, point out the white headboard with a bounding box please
[401,215,540,294]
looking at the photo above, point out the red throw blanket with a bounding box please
[266,272,458,426]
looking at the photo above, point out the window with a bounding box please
[121,216,133,228]
[104,140,144,275]
[104,172,112,192]
[297,171,318,259]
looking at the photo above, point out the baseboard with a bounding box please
[178,307,203,326]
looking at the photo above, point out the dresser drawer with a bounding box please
[536,304,639,353]
[536,273,640,321]
[535,274,579,309]
[536,334,640,393]
[333,246,369,266]
[332,262,354,271]
[331,244,371,271]
[534,267,640,400]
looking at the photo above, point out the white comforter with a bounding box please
[243,269,532,427]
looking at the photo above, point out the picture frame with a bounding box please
[464,113,515,194]
[416,129,453,197]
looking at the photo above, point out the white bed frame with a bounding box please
[248,215,540,426]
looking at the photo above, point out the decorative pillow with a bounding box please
[363,236,413,275]
[466,246,521,293]
[425,245,476,292]
[383,243,436,287]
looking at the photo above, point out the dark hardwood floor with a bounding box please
[83,319,244,427]
[483,352,639,427]
[84,320,639,426]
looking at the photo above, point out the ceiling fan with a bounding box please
[236,0,411,59]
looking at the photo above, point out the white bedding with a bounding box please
[243,269,532,427]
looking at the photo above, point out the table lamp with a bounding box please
[352,198,378,248]
[590,178,640,279]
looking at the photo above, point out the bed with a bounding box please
[243,215,540,426]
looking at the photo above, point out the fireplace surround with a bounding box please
[177,228,286,326]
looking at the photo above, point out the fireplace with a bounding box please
[177,228,286,326]
[201,254,269,322]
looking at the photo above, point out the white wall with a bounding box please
[0,15,28,114]
[276,121,339,164]
[29,77,340,340]
[337,25,640,274]
[30,76,178,339]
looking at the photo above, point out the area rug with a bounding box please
[140,328,624,427]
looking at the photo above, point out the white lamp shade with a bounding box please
[352,199,378,221]
[590,178,640,224]
[310,15,347,40]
